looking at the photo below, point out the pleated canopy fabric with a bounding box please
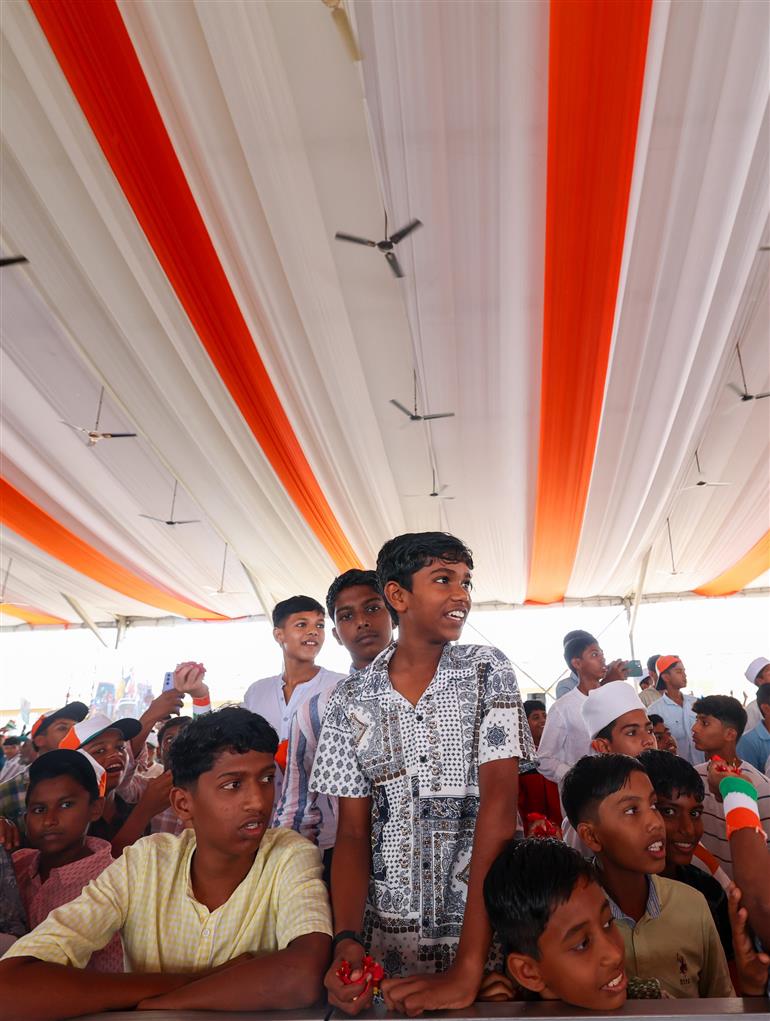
[0,0,767,628]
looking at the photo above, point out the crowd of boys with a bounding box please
[0,531,768,1019]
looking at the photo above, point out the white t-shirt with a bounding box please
[242,667,346,742]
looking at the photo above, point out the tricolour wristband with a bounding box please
[192,696,211,716]
[719,774,762,840]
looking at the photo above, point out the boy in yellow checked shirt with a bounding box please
[0,708,332,1020]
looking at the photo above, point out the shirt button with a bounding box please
[416,713,423,722]
[202,929,210,937]
[420,755,427,763]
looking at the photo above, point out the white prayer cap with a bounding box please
[581,683,647,739]
[745,657,770,685]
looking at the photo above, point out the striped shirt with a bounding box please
[273,683,342,849]
[1,827,331,971]
[695,760,770,879]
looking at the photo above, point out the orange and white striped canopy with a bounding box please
[1,0,768,627]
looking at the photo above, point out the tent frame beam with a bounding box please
[1,587,767,633]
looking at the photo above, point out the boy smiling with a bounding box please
[484,838,628,1009]
[0,708,331,1019]
[274,570,393,852]
[562,754,733,998]
[638,749,732,959]
[311,532,532,1015]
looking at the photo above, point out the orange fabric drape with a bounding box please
[526,0,652,604]
[0,603,69,626]
[695,530,770,597]
[29,0,361,573]
[0,478,225,619]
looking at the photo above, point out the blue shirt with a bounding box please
[555,672,579,699]
[737,722,770,774]
[656,693,704,766]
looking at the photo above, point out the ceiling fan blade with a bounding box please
[0,255,29,268]
[726,382,748,398]
[169,520,201,525]
[385,250,404,278]
[390,219,423,245]
[754,392,770,400]
[421,412,455,421]
[390,399,417,418]
[99,433,138,439]
[335,232,377,247]
[139,514,165,523]
[329,3,361,61]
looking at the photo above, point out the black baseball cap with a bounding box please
[30,701,89,739]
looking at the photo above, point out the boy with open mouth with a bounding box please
[562,753,734,999]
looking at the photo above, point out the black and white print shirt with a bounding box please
[310,641,533,977]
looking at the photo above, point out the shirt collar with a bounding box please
[605,874,661,925]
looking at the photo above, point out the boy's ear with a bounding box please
[272,626,284,647]
[170,785,194,823]
[506,952,546,994]
[383,580,408,616]
[591,737,611,755]
[89,796,105,823]
[332,626,343,647]
[577,819,603,854]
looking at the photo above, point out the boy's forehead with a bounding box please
[544,876,606,940]
[657,791,701,809]
[333,584,381,612]
[602,769,653,804]
[29,774,87,800]
[614,708,649,728]
[418,557,472,575]
[206,747,276,775]
[283,610,324,626]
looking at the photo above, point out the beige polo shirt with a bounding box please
[607,874,734,998]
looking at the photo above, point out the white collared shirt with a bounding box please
[536,683,592,785]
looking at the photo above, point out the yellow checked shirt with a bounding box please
[1,828,331,972]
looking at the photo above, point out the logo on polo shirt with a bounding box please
[676,952,692,987]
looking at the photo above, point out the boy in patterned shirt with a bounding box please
[0,708,332,1019]
[311,532,533,1016]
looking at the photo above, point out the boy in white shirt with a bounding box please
[538,636,611,786]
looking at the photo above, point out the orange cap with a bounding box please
[656,655,681,676]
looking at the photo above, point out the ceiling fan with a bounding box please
[406,468,455,501]
[680,449,731,491]
[204,543,248,595]
[656,517,683,576]
[391,371,455,422]
[335,211,422,278]
[727,343,770,403]
[321,0,360,61]
[0,255,28,268]
[140,480,200,527]
[61,387,138,446]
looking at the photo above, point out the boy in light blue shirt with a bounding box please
[737,684,770,774]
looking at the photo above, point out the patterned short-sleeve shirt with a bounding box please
[310,641,533,977]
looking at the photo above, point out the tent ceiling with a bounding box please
[1,0,768,628]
